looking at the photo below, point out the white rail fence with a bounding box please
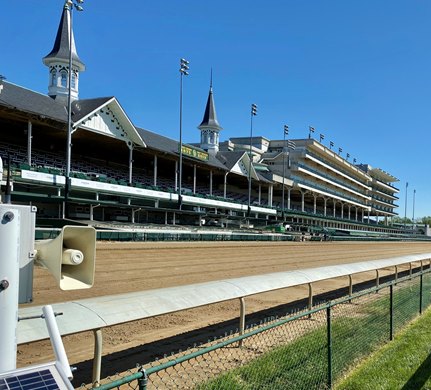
[18,253,431,385]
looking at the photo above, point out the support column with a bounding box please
[223,172,228,198]
[128,144,133,185]
[258,184,262,205]
[324,197,327,216]
[333,200,336,218]
[313,195,317,214]
[341,203,344,219]
[367,209,370,224]
[193,164,197,194]
[268,185,273,207]
[301,191,305,212]
[27,120,32,166]
[355,207,358,222]
[348,205,351,220]
[174,161,178,191]
[287,188,291,210]
[153,155,158,186]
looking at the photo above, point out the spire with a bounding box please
[198,72,223,154]
[198,78,222,132]
[43,5,85,101]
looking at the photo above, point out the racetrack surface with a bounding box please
[18,241,431,384]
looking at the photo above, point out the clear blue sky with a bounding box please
[2,1,430,218]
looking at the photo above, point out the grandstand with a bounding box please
[0,5,426,239]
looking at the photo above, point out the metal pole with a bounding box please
[390,284,394,341]
[178,72,183,210]
[282,127,286,218]
[64,2,74,219]
[413,189,416,226]
[404,182,408,229]
[247,112,253,216]
[420,273,423,315]
[239,297,246,347]
[327,305,332,388]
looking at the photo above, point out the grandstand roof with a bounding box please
[137,127,227,170]
[0,81,67,123]
[73,97,145,146]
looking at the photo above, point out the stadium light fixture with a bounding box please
[178,58,190,210]
[65,0,84,219]
[282,125,289,217]
[247,104,258,217]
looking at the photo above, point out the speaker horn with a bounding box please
[35,226,96,290]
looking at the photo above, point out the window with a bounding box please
[71,72,76,89]
[51,70,57,86]
[60,71,67,87]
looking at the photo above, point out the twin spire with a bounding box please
[198,70,223,154]
[43,4,223,153]
[43,4,85,102]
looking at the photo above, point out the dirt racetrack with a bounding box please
[18,240,431,385]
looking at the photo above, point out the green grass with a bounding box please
[336,307,431,390]
[194,275,431,390]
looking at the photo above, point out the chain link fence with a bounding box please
[83,269,431,390]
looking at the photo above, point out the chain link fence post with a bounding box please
[420,272,423,315]
[390,284,394,341]
[137,368,148,390]
[327,304,332,389]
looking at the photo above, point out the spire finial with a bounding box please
[210,68,213,90]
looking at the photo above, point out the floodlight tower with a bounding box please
[248,104,257,216]
[178,58,189,210]
[64,0,84,218]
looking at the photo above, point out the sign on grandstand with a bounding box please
[180,145,209,161]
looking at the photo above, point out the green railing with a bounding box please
[84,268,431,389]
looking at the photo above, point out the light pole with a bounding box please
[282,125,289,218]
[64,0,83,219]
[404,181,409,229]
[413,189,416,226]
[178,58,189,210]
[248,104,257,216]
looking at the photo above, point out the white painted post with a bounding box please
[92,329,103,387]
[0,206,20,372]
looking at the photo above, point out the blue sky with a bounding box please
[2,1,430,218]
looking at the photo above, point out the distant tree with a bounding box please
[419,216,431,225]
[392,216,412,224]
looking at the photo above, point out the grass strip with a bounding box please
[194,276,431,390]
[336,306,431,390]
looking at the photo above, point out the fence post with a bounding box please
[420,273,423,315]
[327,305,332,389]
[308,283,313,318]
[138,368,148,390]
[239,297,246,347]
[92,328,103,387]
[390,284,394,341]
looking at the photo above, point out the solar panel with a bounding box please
[0,362,73,390]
